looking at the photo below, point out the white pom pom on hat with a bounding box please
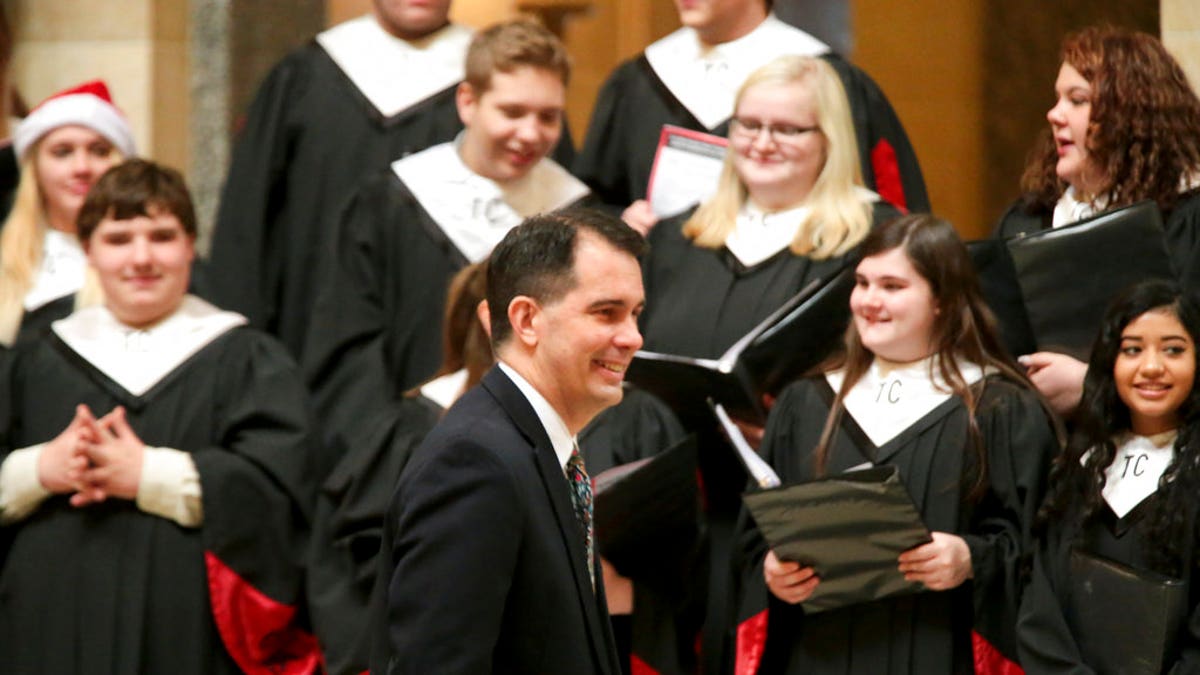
[13,80,136,159]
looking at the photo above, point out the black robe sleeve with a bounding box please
[192,330,321,675]
[574,59,655,209]
[307,395,440,675]
[1164,190,1200,296]
[1015,523,1096,674]
[206,50,308,338]
[302,174,407,464]
[965,380,1058,665]
[819,54,929,214]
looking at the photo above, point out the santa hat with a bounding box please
[13,80,136,159]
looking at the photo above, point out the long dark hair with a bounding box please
[814,214,1039,495]
[1039,280,1200,576]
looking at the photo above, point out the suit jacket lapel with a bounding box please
[481,367,618,673]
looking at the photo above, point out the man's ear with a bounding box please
[507,295,540,347]
[476,299,492,339]
[456,81,476,127]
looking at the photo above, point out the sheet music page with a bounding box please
[713,402,781,488]
[647,125,728,218]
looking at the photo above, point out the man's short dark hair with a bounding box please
[487,207,646,347]
[77,158,197,243]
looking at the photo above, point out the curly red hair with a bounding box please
[1021,26,1200,213]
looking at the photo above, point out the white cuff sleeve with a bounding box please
[136,447,204,527]
[0,444,53,524]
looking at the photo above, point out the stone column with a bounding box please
[189,0,321,250]
[1163,0,1200,92]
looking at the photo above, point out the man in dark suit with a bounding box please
[376,208,646,674]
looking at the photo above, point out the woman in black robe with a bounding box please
[737,214,1059,675]
[994,26,1200,418]
[0,160,317,674]
[635,53,900,675]
[1018,280,1200,673]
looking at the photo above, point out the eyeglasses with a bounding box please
[730,117,820,143]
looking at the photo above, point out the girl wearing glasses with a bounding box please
[633,54,902,673]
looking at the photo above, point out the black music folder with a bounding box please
[1004,200,1174,360]
[742,465,931,613]
[593,436,701,599]
[1067,549,1188,675]
[626,266,854,425]
[967,238,1037,359]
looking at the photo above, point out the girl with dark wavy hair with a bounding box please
[996,26,1200,418]
[737,214,1059,675]
[1019,280,1200,672]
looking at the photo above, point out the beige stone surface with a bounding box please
[852,0,985,235]
[1163,0,1200,93]
[9,0,191,174]
[152,39,190,173]
[12,40,152,156]
[11,0,151,41]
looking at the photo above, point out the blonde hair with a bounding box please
[0,143,114,345]
[683,55,870,260]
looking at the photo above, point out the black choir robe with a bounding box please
[1017,471,1200,673]
[993,190,1200,297]
[204,22,576,359]
[302,157,588,465]
[575,26,928,215]
[307,393,441,675]
[10,294,73,348]
[0,311,318,674]
[736,376,1056,675]
[629,200,897,674]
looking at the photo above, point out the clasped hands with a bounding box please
[37,404,145,506]
[764,532,973,604]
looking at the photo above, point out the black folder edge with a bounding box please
[1003,200,1173,360]
[627,264,855,426]
[1066,547,1188,675]
[592,436,702,588]
[742,465,931,613]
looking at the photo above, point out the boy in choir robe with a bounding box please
[302,8,589,579]
[0,159,318,674]
[576,0,927,234]
[205,1,546,358]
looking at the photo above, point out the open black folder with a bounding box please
[626,266,854,426]
[1066,549,1188,675]
[742,465,931,613]
[593,436,702,600]
[976,200,1174,361]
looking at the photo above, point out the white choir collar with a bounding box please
[419,368,469,410]
[1052,171,1200,228]
[25,228,87,312]
[1051,186,1107,229]
[1091,430,1177,519]
[392,141,589,263]
[316,15,473,118]
[724,187,878,267]
[828,356,985,448]
[497,361,576,471]
[51,295,248,396]
[643,15,829,130]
